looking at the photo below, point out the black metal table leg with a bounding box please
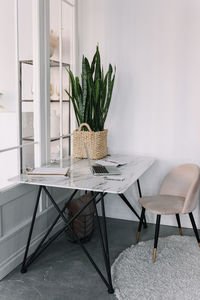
[91,193,114,293]
[26,189,78,267]
[137,179,147,228]
[21,187,114,293]
[119,192,147,228]
[66,219,112,291]
[119,193,141,220]
[43,187,114,293]
[21,183,116,294]
[118,180,147,228]
[25,189,100,268]
[21,186,42,273]
[93,199,109,263]
[100,193,114,294]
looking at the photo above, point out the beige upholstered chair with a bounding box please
[136,164,200,263]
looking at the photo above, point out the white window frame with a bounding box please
[0,0,48,191]
[0,0,76,192]
[57,0,76,160]
[33,0,50,168]
[0,0,39,192]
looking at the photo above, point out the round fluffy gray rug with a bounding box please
[112,235,200,300]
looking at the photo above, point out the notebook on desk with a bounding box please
[84,144,121,176]
[25,167,70,177]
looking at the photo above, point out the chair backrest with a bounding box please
[159,164,200,214]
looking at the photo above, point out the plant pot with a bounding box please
[73,123,108,160]
[66,192,95,243]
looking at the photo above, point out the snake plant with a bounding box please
[65,46,116,131]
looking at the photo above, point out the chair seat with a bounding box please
[139,195,185,215]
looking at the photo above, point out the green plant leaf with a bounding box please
[94,46,101,82]
[91,52,96,75]
[102,67,116,126]
[65,89,81,125]
[68,70,76,97]
[65,45,116,132]
[80,57,88,121]
[100,71,108,111]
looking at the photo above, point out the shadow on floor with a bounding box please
[0,218,195,300]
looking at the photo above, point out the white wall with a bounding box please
[77,0,200,228]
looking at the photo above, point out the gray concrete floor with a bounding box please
[0,218,195,300]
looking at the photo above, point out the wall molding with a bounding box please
[0,184,36,207]
[0,188,71,280]
[0,218,64,280]
[0,191,66,245]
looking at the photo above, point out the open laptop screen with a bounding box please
[84,144,93,173]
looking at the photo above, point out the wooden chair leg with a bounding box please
[153,215,161,263]
[136,207,145,243]
[189,212,200,247]
[176,214,183,236]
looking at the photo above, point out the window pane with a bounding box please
[51,140,60,161]
[62,1,73,64]
[0,2,17,113]
[49,0,73,160]
[63,138,70,159]
[0,2,21,188]
[18,0,34,172]
[21,142,35,171]
[0,113,18,149]
[21,63,33,101]
[50,103,60,140]
[22,102,34,141]
[63,101,70,135]
[18,0,33,60]
[0,150,18,189]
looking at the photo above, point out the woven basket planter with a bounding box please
[73,123,108,160]
[66,193,95,243]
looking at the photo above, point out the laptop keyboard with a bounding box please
[92,165,109,174]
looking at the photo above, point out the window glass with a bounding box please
[18,0,34,171]
[50,0,73,161]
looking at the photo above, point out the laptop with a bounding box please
[84,144,121,176]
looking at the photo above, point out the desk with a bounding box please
[11,154,155,294]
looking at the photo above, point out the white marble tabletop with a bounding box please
[10,155,155,194]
